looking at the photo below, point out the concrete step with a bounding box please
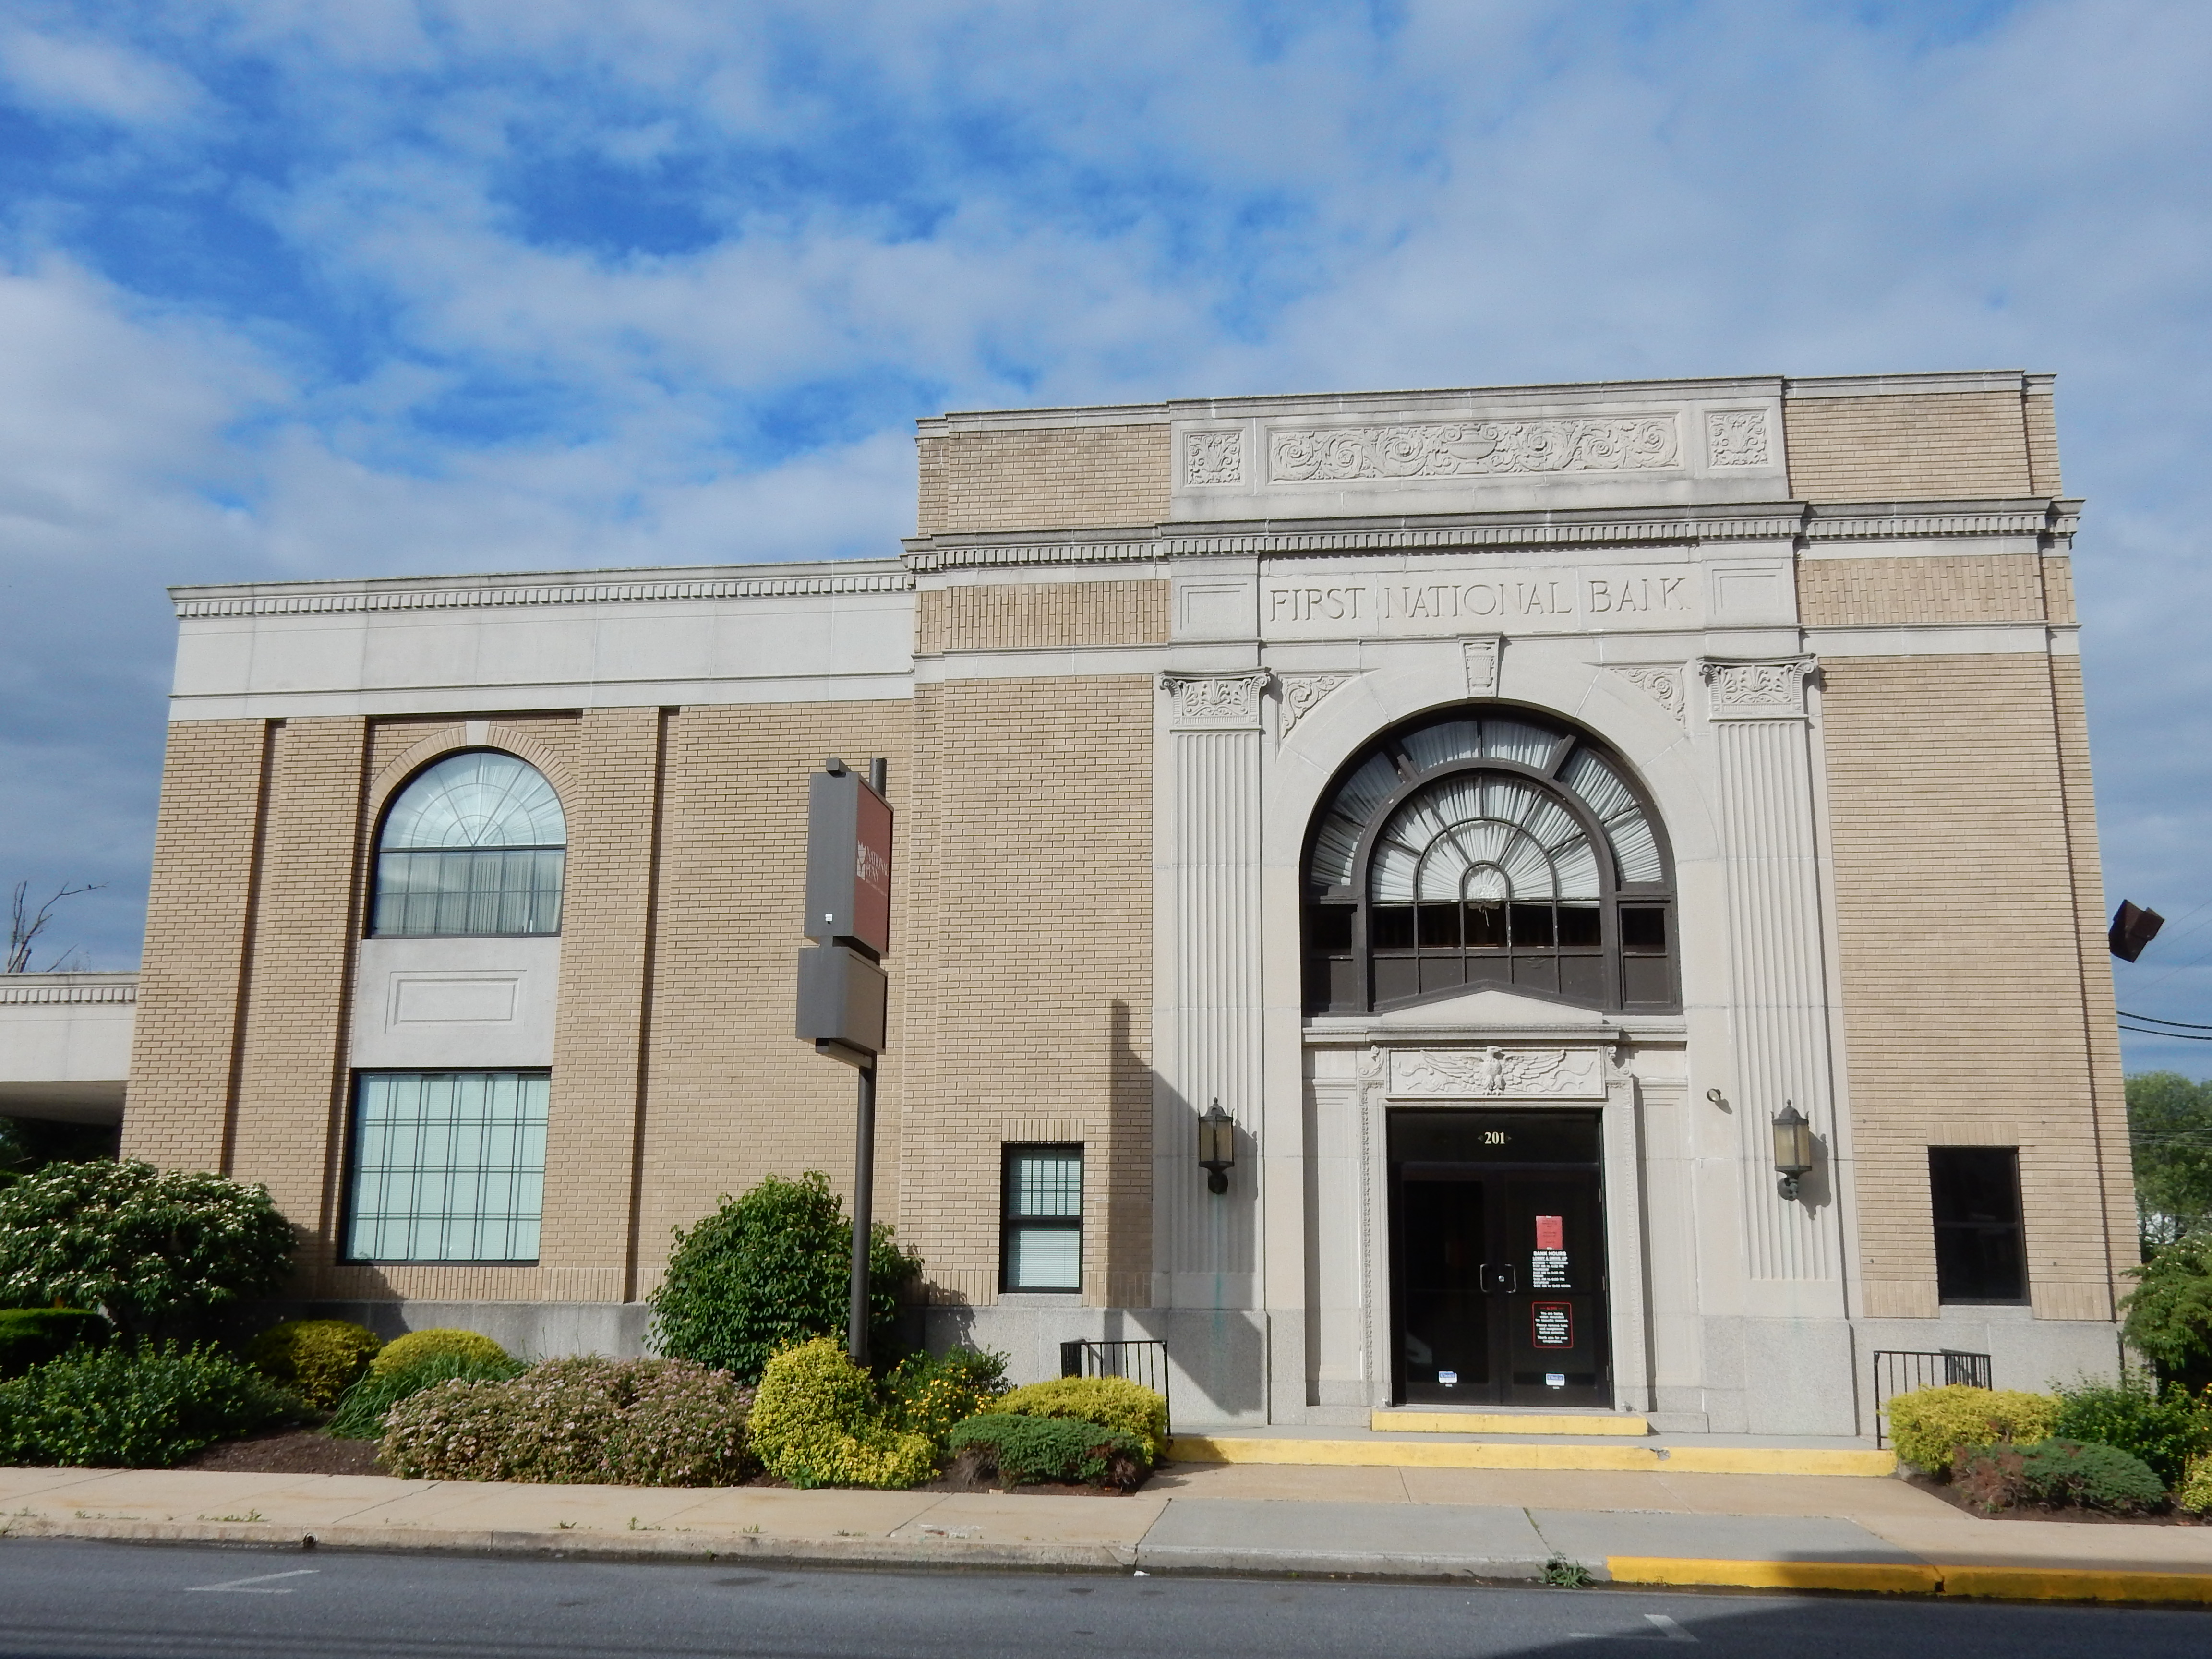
[1371,1409,1651,1436]
[1169,1433,1895,1477]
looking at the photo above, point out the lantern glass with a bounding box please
[1198,1102,1235,1193]
[1770,1103,1813,1196]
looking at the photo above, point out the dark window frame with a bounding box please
[1929,1146,2029,1305]
[1301,707,1679,1017]
[1000,1143,1084,1294]
[368,747,568,940]
[339,1068,551,1266]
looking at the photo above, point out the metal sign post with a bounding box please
[794,756,893,1366]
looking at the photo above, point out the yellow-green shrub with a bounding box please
[370,1328,509,1377]
[1888,1385,2061,1475]
[747,1337,935,1490]
[2176,1453,2212,1516]
[245,1319,382,1408]
[996,1376,1168,1463]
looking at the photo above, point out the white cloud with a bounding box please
[0,27,206,127]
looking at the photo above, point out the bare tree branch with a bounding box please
[6,881,106,974]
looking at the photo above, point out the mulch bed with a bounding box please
[1903,1468,2208,1526]
[178,1428,385,1477]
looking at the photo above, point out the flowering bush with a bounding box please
[0,1342,294,1467]
[327,1350,525,1440]
[748,1337,935,1489]
[0,1161,292,1335]
[246,1319,382,1408]
[883,1346,1008,1446]
[379,1356,754,1485]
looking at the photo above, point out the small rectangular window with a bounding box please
[1930,1147,2027,1303]
[1621,906,1668,953]
[343,1071,549,1263]
[1002,1144,1082,1293]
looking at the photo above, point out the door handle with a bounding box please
[1480,1263,1517,1295]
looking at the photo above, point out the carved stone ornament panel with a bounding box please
[1609,663,1686,727]
[1704,409,1772,469]
[1161,670,1271,730]
[1269,418,1681,483]
[1389,1046,1606,1101]
[1183,429,1244,487]
[1698,657,1817,719]
[1463,635,1503,697]
[1278,673,1352,735]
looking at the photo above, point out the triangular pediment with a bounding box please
[1373,986,1619,1036]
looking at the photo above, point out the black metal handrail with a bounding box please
[1870,1348,1994,1446]
[1060,1337,1172,1432]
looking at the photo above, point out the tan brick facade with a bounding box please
[915,579,1169,654]
[916,424,1169,533]
[1785,390,2042,501]
[1798,553,2055,626]
[1820,653,2126,1321]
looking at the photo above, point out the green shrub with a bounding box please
[2015,1438,2166,1512]
[370,1328,509,1377]
[2124,1233,2212,1393]
[0,1308,111,1377]
[0,1161,292,1335]
[1887,1384,2059,1475]
[748,1337,936,1490]
[2176,1453,2212,1516]
[2050,1370,2212,1488]
[995,1376,1169,1463]
[378,1356,755,1485]
[327,1350,525,1440]
[649,1172,922,1384]
[0,1341,294,1467]
[947,1413,1146,1490]
[245,1320,382,1409]
[883,1346,1009,1445]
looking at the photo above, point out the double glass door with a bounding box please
[1389,1109,1610,1408]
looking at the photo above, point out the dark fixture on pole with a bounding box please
[2110,901,2164,963]
[1198,1100,1235,1195]
[1771,1102,1813,1201]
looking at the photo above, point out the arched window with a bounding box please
[371,751,566,938]
[1304,709,1675,1014]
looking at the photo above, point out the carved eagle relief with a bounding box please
[1390,1046,1602,1099]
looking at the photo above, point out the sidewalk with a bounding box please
[4,1455,2211,1605]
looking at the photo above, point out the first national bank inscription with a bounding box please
[1261,563,1700,640]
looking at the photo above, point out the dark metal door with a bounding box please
[1390,1109,1611,1409]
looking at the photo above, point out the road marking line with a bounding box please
[1646,1613,1696,1641]
[186,1569,320,1593]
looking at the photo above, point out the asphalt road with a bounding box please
[0,1539,2207,1659]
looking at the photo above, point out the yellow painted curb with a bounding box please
[1371,1411,1650,1437]
[1170,1436,1660,1471]
[1938,1567,2212,1605]
[1608,1557,1940,1595]
[1168,1437,1894,1476]
[1661,1447,1897,1478]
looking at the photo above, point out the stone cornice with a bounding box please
[0,973,137,1006]
[172,564,913,620]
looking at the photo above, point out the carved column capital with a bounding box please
[1161,670,1271,731]
[1697,656,1817,720]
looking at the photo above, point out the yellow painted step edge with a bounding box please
[1372,1411,1650,1437]
[1169,1436,1896,1477]
[1609,1557,1940,1595]
[1611,1560,2212,1605]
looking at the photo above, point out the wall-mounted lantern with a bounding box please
[1771,1102,1814,1201]
[1198,1100,1236,1195]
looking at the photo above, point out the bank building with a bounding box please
[0,370,2132,1437]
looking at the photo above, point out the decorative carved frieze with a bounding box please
[1463,635,1503,697]
[1278,673,1352,735]
[1699,657,1817,720]
[1389,1046,1606,1100]
[1183,429,1244,486]
[1268,418,1681,483]
[1704,409,1772,469]
[1161,670,1271,731]
[1610,663,1687,726]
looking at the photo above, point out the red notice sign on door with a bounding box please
[1531,1301,1574,1347]
[1534,1214,1564,1250]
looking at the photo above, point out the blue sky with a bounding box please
[3,0,2211,1074]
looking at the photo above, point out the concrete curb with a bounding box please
[1606,1556,2212,1606]
[1169,1437,1897,1478]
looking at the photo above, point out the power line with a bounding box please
[2121,1023,2212,1042]
[2120,1010,2212,1030]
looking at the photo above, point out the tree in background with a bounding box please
[6,881,104,974]
[0,1161,292,1336]
[649,1171,920,1382]
[2128,1072,2212,1248]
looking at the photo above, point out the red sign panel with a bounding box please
[852,782,893,955]
[1534,1214,1564,1251]
[1531,1301,1574,1348]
